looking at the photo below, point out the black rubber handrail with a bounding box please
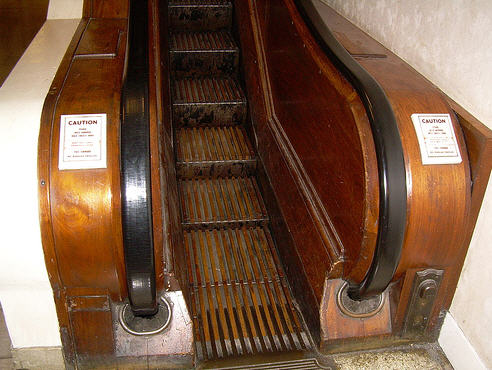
[295,1,407,299]
[120,0,157,316]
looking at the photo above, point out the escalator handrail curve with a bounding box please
[295,1,407,299]
[120,0,157,315]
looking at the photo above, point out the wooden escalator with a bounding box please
[168,0,311,362]
[36,0,490,368]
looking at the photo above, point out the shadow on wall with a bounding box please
[0,0,49,86]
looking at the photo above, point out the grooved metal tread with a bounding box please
[217,358,325,369]
[179,177,268,228]
[185,226,311,361]
[173,77,245,104]
[177,126,255,164]
[168,0,313,364]
[170,30,237,51]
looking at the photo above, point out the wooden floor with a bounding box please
[0,0,49,86]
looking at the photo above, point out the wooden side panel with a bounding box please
[234,0,379,313]
[38,13,128,365]
[320,279,391,353]
[76,19,123,57]
[155,0,187,291]
[85,0,129,19]
[317,5,473,336]
[48,19,127,295]
[238,1,482,345]
[68,294,114,356]
[38,19,88,367]
[445,100,492,310]
[148,0,165,293]
[38,0,188,364]
[355,38,470,337]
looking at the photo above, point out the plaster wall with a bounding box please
[320,0,492,367]
[47,0,84,19]
[0,1,83,348]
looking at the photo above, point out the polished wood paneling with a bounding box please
[38,19,89,365]
[76,19,123,58]
[67,293,114,356]
[324,10,471,334]
[48,20,127,294]
[234,0,379,329]
[444,99,492,311]
[154,0,187,292]
[37,0,492,362]
[38,0,186,365]
[320,279,391,353]
[235,0,484,347]
[290,3,478,340]
[38,9,128,365]
[84,0,129,19]
[148,0,165,293]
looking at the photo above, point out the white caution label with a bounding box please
[411,113,462,165]
[58,113,107,170]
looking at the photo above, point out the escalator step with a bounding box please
[184,226,311,361]
[179,177,268,228]
[170,30,239,78]
[167,0,314,364]
[184,227,284,287]
[176,126,256,178]
[169,0,232,32]
[172,77,246,126]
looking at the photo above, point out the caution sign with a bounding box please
[58,113,107,170]
[411,113,462,165]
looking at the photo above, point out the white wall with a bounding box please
[47,0,83,19]
[319,0,492,367]
[0,1,83,348]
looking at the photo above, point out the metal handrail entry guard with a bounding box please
[295,1,407,300]
[120,0,158,316]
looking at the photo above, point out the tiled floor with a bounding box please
[0,0,49,86]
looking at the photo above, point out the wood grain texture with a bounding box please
[320,279,391,354]
[443,99,492,311]
[75,19,123,58]
[148,0,165,293]
[234,0,379,321]
[84,0,129,19]
[37,0,185,364]
[236,0,483,345]
[154,0,188,293]
[67,292,114,356]
[37,18,88,366]
[48,21,127,295]
[38,9,127,364]
[36,0,492,361]
[348,37,470,338]
[311,5,473,337]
